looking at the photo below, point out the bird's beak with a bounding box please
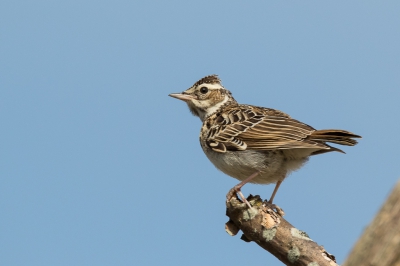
[169,93,194,102]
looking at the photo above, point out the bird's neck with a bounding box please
[197,95,237,122]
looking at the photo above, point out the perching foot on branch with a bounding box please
[225,194,338,266]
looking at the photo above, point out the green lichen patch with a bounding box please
[262,228,277,241]
[287,245,300,263]
[291,228,313,241]
[242,207,257,221]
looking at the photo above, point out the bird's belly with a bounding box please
[202,148,288,184]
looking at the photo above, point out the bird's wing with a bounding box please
[204,105,330,153]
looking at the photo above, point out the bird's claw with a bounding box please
[263,201,285,216]
[226,186,253,209]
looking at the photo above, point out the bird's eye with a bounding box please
[200,87,208,94]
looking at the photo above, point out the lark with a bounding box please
[169,75,361,208]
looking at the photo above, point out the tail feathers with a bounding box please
[309,129,361,146]
[311,145,345,155]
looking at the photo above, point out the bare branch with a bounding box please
[226,195,339,266]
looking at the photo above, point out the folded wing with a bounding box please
[204,105,361,154]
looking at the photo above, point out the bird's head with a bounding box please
[169,75,236,121]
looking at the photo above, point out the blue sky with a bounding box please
[1,1,399,265]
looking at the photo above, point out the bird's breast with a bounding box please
[200,143,287,184]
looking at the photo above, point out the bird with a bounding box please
[169,75,361,208]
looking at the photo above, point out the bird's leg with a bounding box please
[268,180,282,203]
[260,180,285,216]
[226,171,260,208]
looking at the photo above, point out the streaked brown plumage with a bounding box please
[169,75,361,208]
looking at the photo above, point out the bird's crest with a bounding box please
[193,75,221,87]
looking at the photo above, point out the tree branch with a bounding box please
[343,180,400,266]
[226,195,338,266]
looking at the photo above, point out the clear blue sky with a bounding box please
[1,1,399,265]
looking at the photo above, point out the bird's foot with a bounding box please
[226,186,253,209]
[263,200,285,216]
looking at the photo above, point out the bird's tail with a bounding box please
[309,129,361,146]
